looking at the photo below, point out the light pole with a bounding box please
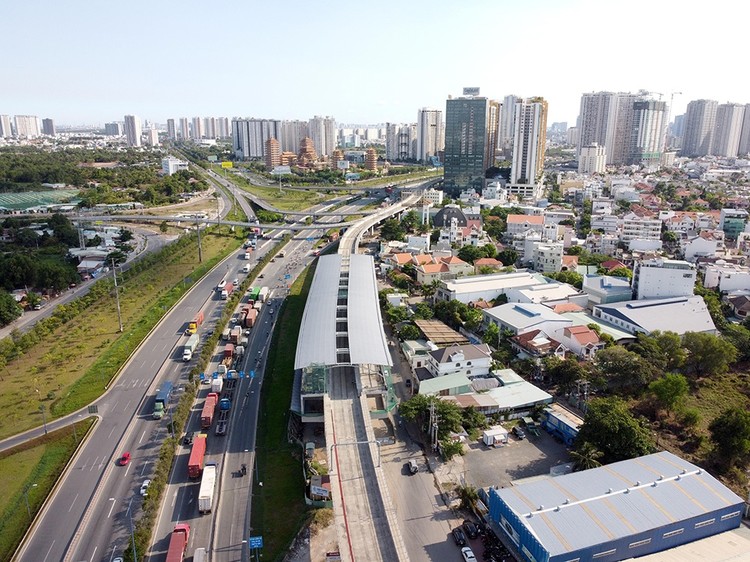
[38,404,48,435]
[24,483,38,518]
[126,497,138,562]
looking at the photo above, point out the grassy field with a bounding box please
[0,418,95,562]
[251,260,316,560]
[0,228,243,440]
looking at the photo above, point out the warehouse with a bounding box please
[488,451,744,562]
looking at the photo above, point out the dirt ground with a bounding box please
[284,520,339,562]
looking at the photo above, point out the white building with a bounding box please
[532,242,563,273]
[483,303,573,335]
[14,115,41,138]
[578,143,606,174]
[232,118,281,160]
[482,182,508,203]
[632,258,696,300]
[385,122,416,161]
[682,231,723,262]
[506,214,544,237]
[416,108,444,162]
[713,103,745,158]
[703,261,750,292]
[422,188,444,206]
[162,157,189,176]
[506,283,588,307]
[309,115,336,158]
[425,343,493,379]
[593,296,716,336]
[146,128,160,146]
[590,214,621,235]
[0,114,12,137]
[436,271,548,304]
[509,98,547,200]
[124,115,142,147]
[621,211,662,242]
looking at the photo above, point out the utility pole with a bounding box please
[127,497,138,562]
[196,222,203,263]
[112,259,123,333]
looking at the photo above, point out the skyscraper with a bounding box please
[738,104,750,157]
[167,119,177,140]
[104,122,122,136]
[217,117,230,139]
[309,116,336,158]
[179,117,190,140]
[146,128,160,147]
[191,117,203,140]
[385,123,416,161]
[486,100,501,168]
[280,120,309,154]
[498,95,519,158]
[630,100,667,169]
[681,99,718,157]
[416,108,444,162]
[203,117,217,139]
[42,118,56,136]
[511,98,548,184]
[14,115,41,138]
[577,92,615,156]
[713,103,745,157]
[578,143,606,174]
[0,115,11,138]
[124,115,142,147]
[232,118,281,159]
[444,95,491,192]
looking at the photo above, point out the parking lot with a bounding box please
[463,428,571,490]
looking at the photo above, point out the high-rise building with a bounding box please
[217,117,230,139]
[104,122,122,136]
[309,116,336,158]
[499,94,519,158]
[265,138,281,170]
[713,103,745,157]
[14,115,40,138]
[232,118,281,159]
[577,92,615,156]
[739,104,750,157]
[203,117,217,139]
[179,117,190,140]
[167,119,177,140]
[41,118,56,136]
[578,143,606,174]
[0,115,12,137]
[191,117,203,140]
[147,128,160,147]
[416,108,444,162]
[486,99,501,168]
[681,99,718,157]
[444,95,492,192]
[630,100,667,169]
[280,120,309,154]
[385,123,416,161]
[510,97,548,189]
[124,115,142,147]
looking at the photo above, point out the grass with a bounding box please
[0,417,95,562]
[251,259,317,560]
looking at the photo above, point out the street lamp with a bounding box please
[24,483,38,518]
[39,404,48,435]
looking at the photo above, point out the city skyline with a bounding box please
[2,0,746,127]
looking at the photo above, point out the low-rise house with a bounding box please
[425,343,493,378]
[415,255,473,285]
[506,282,588,308]
[483,302,573,335]
[435,271,548,304]
[541,402,583,446]
[506,214,544,237]
[550,325,605,360]
[592,296,716,336]
[400,339,437,370]
[703,261,750,292]
[683,230,724,262]
[725,294,750,318]
[511,329,567,360]
[474,257,503,274]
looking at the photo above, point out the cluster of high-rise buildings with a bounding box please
[675,100,750,158]
[0,115,55,138]
[231,116,336,162]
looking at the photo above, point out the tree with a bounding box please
[457,245,484,264]
[649,373,689,415]
[119,228,134,242]
[159,221,169,233]
[575,397,655,463]
[400,210,420,232]
[106,250,128,266]
[398,323,421,341]
[0,290,22,326]
[569,441,604,471]
[721,324,750,362]
[380,219,405,241]
[682,332,737,377]
[607,266,633,280]
[709,407,750,469]
[421,279,440,301]
[629,331,685,372]
[413,302,434,320]
[543,356,586,393]
[545,270,583,288]
[497,249,518,266]
[482,323,499,346]
[593,346,657,393]
[385,305,408,325]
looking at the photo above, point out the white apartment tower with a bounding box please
[739,104,750,157]
[681,99,718,157]
[280,120,309,154]
[577,92,614,156]
[191,117,203,140]
[309,115,336,158]
[713,103,746,157]
[124,115,142,147]
[498,94,519,157]
[0,115,12,137]
[578,143,606,174]
[203,117,217,139]
[14,115,41,138]
[216,117,230,139]
[146,128,160,146]
[416,108,444,162]
[167,119,177,140]
[386,123,416,161]
[232,118,281,159]
[630,100,667,169]
[510,98,548,186]
[179,117,190,140]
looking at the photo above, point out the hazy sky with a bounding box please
[3,0,746,127]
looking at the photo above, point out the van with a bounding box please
[217,279,227,292]
[407,459,418,474]
[242,264,250,273]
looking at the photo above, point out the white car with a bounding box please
[139,479,151,497]
[232,278,240,286]
[461,547,477,562]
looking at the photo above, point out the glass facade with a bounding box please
[444,97,489,193]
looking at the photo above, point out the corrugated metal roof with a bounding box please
[347,254,392,367]
[494,451,744,556]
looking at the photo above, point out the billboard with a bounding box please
[463,87,480,96]
[221,161,233,169]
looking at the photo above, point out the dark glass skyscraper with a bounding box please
[444,96,490,193]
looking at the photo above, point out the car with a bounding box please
[113,558,124,562]
[452,527,467,546]
[183,432,195,445]
[244,329,251,336]
[139,479,151,497]
[463,520,479,539]
[258,273,265,278]
[232,278,239,286]
[405,379,412,388]
[406,459,418,474]
[461,546,477,562]
[268,308,274,315]
[33,304,42,310]
[513,426,526,439]
[118,452,131,466]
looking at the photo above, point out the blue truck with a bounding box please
[153,381,174,419]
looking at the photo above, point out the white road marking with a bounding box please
[90,457,99,471]
[68,494,79,512]
[107,498,117,518]
[107,427,116,440]
[140,462,149,476]
[42,540,56,562]
[88,546,97,562]
[139,430,146,444]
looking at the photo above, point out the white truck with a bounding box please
[210,377,224,394]
[182,334,199,362]
[198,463,217,514]
[258,286,270,303]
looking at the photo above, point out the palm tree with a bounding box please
[421,279,441,302]
[570,442,604,471]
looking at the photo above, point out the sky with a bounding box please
[3,0,747,127]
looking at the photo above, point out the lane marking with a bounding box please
[107,498,117,518]
[68,493,79,512]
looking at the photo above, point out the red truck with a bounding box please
[187,434,207,479]
[201,393,218,429]
[221,282,234,300]
[185,310,204,335]
[245,308,258,328]
[165,523,191,562]
[223,344,235,366]
[230,326,242,344]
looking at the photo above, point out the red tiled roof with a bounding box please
[565,325,601,346]
[507,214,544,224]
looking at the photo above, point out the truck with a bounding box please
[185,311,204,335]
[165,523,190,562]
[247,286,260,303]
[235,345,245,360]
[210,376,224,394]
[201,392,219,429]
[244,251,251,260]
[239,336,249,348]
[245,308,258,328]
[222,327,231,341]
[216,279,227,292]
[223,344,234,365]
[198,462,217,513]
[253,301,263,312]
[221,282,234,300]
[230,326,242,344]
[182,333,199,362]
[258,286,270,303]
[219,378,237,412]
[187,434,207,479]
[153,381,173,419]
[215,410,228,436]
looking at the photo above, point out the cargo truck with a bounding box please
[258,286,269,302]
[215,410,229,436]
[182,333,199,362]
[201,393,219,428]
[253,301,262,312]
[193,548,207,562]
[235,345,245,359]
[165,524,190,562]
[245,308,258,328]
[221,282,234,300]
[153,381,173,419]
[198,462,217,513]
[247,287,260,303]
[187,434,207,479]
[230,326,242,344]
[185,311,204,335]
[210,377,224,394]
[222,327,231,341]
[223,344,234,366]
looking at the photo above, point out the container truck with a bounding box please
[182,333,199,362]
[165,524,190,562]
[238,307,249,327]
[222,327,231,341]
[215,410,228,436]
[245,308,258,328]
[223,344,234,366]
[187,434,207,479]
[253,301,262,312]
[201,393,219,428]
[258,286,270,303]
[198,463,217,513]
[221,282,234,300]
[153,381,173,419]
[230,326,242,344]
[248,287,260,303]
[210,377,224,394]
[235,345,245,359]
[185,311,204,335]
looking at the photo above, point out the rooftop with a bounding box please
[485,303,571,330]
[594,296,716,335]
[441,271,548,294]
[413,319,468,346]
[429,343,492,364]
